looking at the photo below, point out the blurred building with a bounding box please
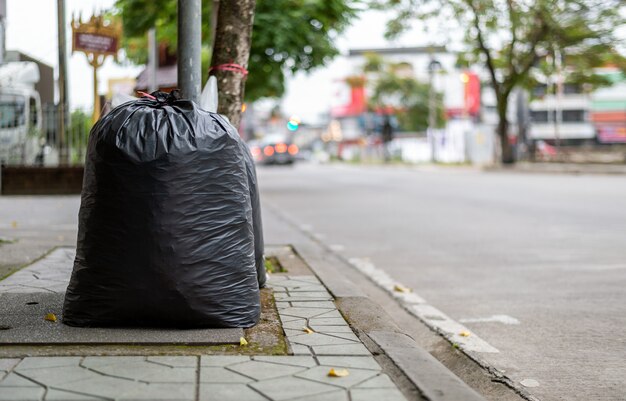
[134,43,178,93]
[590,69,626,144]
[332,46,480,137]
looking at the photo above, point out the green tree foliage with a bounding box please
[374,0,626,163]
[364,54,444,132]
[114,0,357,101]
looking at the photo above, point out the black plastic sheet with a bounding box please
[63,92,265,328]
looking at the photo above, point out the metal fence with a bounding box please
[0,104,90,167]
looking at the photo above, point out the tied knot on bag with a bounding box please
[137,90,181,104]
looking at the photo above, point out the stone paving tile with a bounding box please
[313,310,343,319]
[86,361,197,383]
[314,331,360,342]
[292,390,349,401]
[0,248,74,294]
[296,366,379,389]
[43,389,105,400]
[0,386,45,401]
[199,367,253,383]
[252,356,317,368]
[282,285,328,293]
[312,343,371,356]
[200,355,249,367]
[280,319,308,331]
[0,358,20,380]
[16,356,81,370]
[82,356,145,368]
[250,376,340,401]
[117,382,196,400]
[283,328,309,337]
[289,333,359,347]
[49,375,149,399]
[15,365,94,386]
[288,301,337,309]
[279,307,335,319]
[354,374,397,388]
[199,383,266,401]
[275,301,290,309]
[290,344,312,355]
[227,360,309,381]
[308,317,347,326]
[308,325,354,334]
[277,314,304,323]
[0,372,40,387]
[274,292,332,301]
[146,356,197,368]
[316,356,382,370]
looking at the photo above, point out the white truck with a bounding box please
[0,61,44,165]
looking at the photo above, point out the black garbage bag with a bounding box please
[63,91,266,328]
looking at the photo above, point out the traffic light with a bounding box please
[287,115,300,131]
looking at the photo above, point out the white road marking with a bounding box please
[329,244,345,252]
[349,257,500,354]
[459,315,520,325]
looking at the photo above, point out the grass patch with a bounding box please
[0,237,16,245]
[265,256,285,273]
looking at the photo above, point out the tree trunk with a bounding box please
[210,0,256,129]
[496,97,515,164]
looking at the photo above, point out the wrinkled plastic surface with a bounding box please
[63,92,266,328]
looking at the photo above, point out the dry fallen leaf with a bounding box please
[393,284,411,293]
[44,313,57,322]
[459,331,471,337]
[303,327,314,334]
[328,368,350,377]
[239,337,248,346]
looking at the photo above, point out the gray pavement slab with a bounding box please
[0,250,243,345]
[0,292,243,345]
[199,383,266,401]
[0,354,406,401]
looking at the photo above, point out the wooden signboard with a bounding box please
[71,14,121,122]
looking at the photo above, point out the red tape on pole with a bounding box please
[209,63,249,76]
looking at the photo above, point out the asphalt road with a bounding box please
[257,163,626,401]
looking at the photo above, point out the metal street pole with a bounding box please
[147,28,158,92]
[427,59,441,163]
[178,0,201,102]
[57,0,69,165]
[0,0,6,65]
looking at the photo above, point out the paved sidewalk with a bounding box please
[0,249,407,401]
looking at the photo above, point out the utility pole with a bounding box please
[178,0,201,102]
[427,59,441,163]
[147,28,158,92]
[0,0,6,65]
[57,0,69,165]
[554,48,563,159]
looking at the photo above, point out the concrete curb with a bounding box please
[484,162,626,175]
[297,245,488,401]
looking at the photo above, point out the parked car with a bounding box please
[248,134,299,165]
